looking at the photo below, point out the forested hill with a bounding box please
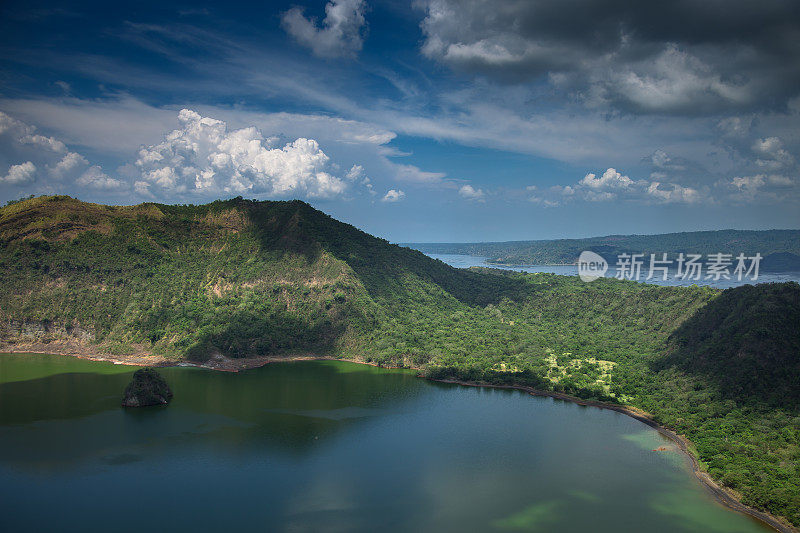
[1,195,799,527]
[409,229,800,270]
[659,282,800,407]
[0,195,524,361]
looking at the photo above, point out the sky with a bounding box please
[0,0,799,242]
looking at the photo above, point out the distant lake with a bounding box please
[426,253,800,289]
[0,354,772,532]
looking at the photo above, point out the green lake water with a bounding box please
[0,354,772,532]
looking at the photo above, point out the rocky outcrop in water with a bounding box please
[121,368,173,407]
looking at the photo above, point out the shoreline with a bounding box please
[1,347,796,533]
[430,378,796,533]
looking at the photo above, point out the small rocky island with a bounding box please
[121,368,174,407]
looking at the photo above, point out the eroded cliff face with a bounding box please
[1,319,95,344]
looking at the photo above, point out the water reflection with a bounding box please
[0,354,772,532]
[0,358,426,471]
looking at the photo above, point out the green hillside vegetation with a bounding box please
[640,283,800,521]
[1,195,798,526]
[660,283,800,407]
[410,229,800,270]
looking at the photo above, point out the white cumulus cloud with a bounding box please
[0,112,27,136]
[0,110,112,190]
[645,182,700,204]
[345,164,365,181]
[458,184,485,200]
[49,152,88,178]
[722,173,796,202]
[282,0,367,58]
[537,167,703,205]
[134,109,348,199]
[579,168,637,191]
[381,189,405,202]
[1,161,36,184]
[19,133,67,154]
[752,136,794,170]
[76,166,127,190]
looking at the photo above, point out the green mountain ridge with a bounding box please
[1,195,799,527]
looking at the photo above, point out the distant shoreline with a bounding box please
[464,258,800,274]
[485,262,576,267]
[1,348,796,533]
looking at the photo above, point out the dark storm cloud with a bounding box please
[418,0,800,114]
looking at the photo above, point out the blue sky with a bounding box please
[1,0,799,242]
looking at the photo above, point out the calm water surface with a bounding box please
[426,253,800,289]
[0,354,772,532]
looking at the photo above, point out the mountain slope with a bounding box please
[660,282,800,406]
[0,195,526,362]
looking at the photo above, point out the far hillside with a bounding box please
[409,229,800,271]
